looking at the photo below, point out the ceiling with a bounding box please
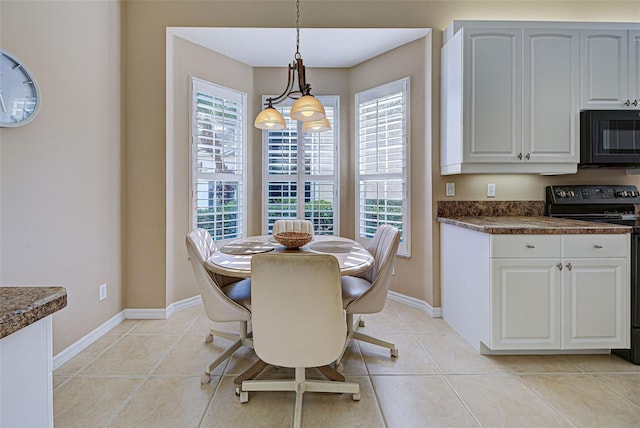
[169,28,429,68]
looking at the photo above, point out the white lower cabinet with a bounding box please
[491,258,562,349]
[562,258,627,349]
[441,224,630,353]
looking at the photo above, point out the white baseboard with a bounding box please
[53,295,204,371]
[167,295,202,317]
[387,291,442,318]
[53,310,125,370]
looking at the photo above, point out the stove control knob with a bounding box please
[568,191,575,197]
[617,191,627,197]
[557,190,567,198]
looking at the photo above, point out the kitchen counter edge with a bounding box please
[437,216,633,235]
[0,287,67,339]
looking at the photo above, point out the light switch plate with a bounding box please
[446,182,455,196]
[487,183,496,197]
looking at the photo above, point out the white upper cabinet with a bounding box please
[581,30,640,109]
[441,23,579,175]
[524,29,579,164]
[462,28,522,165]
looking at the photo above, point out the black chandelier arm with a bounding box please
[265,62,297,106]
[295,58,312,96]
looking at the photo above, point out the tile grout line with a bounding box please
[102,313,202,427]
[416,331,484,428]
[511,374,577,428]
[358,318,391,428]
[589,372,640,411]
[440,374,485,428]
[52,321,142,392]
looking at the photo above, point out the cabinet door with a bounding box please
[581,30,629,109]
[491,259,562,350]
[562,258,628,349]
[463,28,522,163]
[523,29,579,164]
[630,30,640,107]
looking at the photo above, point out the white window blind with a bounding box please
[262,96,340,235]
[355,78,410,256]
[191,77,247,241]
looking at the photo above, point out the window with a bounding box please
[262,96,339,235]
[190,77,246,241]
[355,78,410,256]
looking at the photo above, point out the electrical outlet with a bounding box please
[446,182,455,196]
[487,183,496,198]
[99,283,107,301]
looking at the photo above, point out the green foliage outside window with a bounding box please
[197,200,239,239]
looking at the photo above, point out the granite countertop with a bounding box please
[0,287,67,339]
[437,215,633,234]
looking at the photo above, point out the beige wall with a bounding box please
[350,37,432,299]
[0,0,122,353]
[166,35,255,304]
[2,0,640,353]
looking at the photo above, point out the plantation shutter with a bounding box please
[191,77,246,241]
[355,78,410,256]
[262,97,339,235]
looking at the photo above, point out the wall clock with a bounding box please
[0,49,41,127]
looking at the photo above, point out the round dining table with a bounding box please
[205,234,374,279]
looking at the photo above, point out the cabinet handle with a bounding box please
[517,153,523,160]
[525,244,535,249]
[566,262,573,271]
[525,153,530,160]
[557,263,563,271]
[593,244,603,249]
[624,99,631,107]
[633,100,639,107]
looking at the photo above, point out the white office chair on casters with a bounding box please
[186,229,253,384]
[336,224,401,371]
[240,253,360,428]
[273,219,315,236]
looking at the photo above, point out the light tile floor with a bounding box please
[53,300,640,427]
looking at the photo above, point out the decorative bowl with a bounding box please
[273,231,313,249]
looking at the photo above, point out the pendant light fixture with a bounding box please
[254,0,330,132]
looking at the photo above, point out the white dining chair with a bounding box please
[240,253,359,428]
[336,224,401,369]
[273,219,314,236]
[186,229,253,384]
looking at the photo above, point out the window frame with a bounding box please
[354,77,411,257]
[189,76,248,242]
[260,95,340,236]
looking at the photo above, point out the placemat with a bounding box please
[220,241,275,255]
[308,241,354,253]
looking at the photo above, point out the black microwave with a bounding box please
[580,110,640,167]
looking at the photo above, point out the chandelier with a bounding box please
[254,0,330,133]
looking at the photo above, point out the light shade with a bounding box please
[302,117,331,133]
[254,107,286,130]
[290,95,326,122]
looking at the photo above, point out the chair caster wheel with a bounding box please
[358,319,365,328]
[352,392,361,401]
[391,348,399,358]
[205,334,213,343]
[201,373,211,384]
[239,391,249,403]
[335,363,344,373]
